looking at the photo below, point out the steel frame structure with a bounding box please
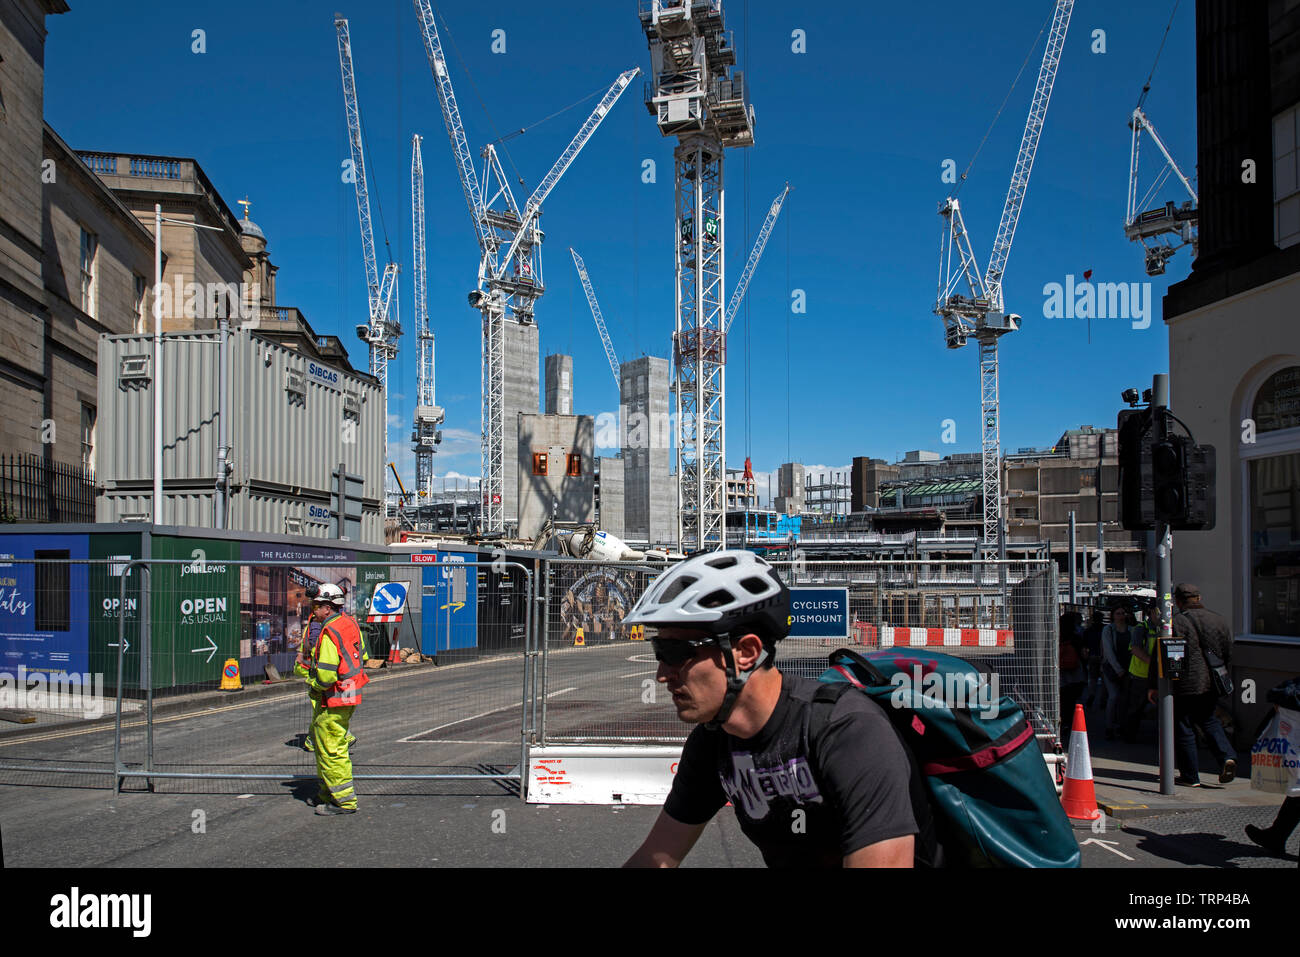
[642,0,754,552]
[569,248,622,392]
[934,0,1073,548]
[335,17,401,472]
[411,134,444,495]
[1125,106,1198,276]
[413,0,636,532]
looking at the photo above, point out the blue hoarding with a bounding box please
[0,534,91,676]
[786,587,849,639]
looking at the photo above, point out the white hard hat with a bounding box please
[315,583,345,607]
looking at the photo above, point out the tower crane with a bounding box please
[570,248,621,393]
[411,134,444,497]
[1125,107,1198,276]
[412,0,638,533]
[335,15,401,475]
[934,0,1074,548]
[641,0,756,552]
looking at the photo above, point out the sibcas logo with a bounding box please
[307,362,339,385]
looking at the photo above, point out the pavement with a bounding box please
[1072,695,1297,868]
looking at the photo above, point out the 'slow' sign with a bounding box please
[786,588,849,639]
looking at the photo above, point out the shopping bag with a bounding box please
[1250,706,1300,796]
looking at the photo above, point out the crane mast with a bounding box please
[642,0,755,552]
[934,0,1073,547]
[411,134,443,498]
[335,16,401,474]
[413,0,637,533]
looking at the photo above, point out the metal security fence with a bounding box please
[0,559,539,796]
[539,559,674,743]
[0,454,95,523]
[534,558,1062,748]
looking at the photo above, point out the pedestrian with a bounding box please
[622,550,939,868]
[304,583,369,815]
[1100,605,1135,740]
[1245,797,1299,858]
[1120,604,1158,742]
[1080,611,1106,708]
[1059,612,1087,731]
[1146,583,1237,786]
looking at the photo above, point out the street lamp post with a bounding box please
[151,203,231,527]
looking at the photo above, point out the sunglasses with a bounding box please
[651,636,721,667]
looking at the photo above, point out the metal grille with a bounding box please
[0,454,95,523]
[0,559,536,797]
[536,558,1061,747]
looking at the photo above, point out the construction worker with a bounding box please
[295,585,325,752]
[305,583,369,815]
[295,584,361,752]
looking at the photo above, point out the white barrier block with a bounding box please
[526,746,682,805]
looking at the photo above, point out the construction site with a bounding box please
[2,0,1300,887]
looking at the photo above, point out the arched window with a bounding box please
[1243,365,1300,637]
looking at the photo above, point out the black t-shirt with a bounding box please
[663,673,930,868]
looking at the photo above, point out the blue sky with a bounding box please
[44,0,1196,493]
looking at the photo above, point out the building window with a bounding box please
[134,274,147,332]
[567,454,582,477]
[1248,453,1300,637]
[1252,366,1300,435]
[79,228,98,317]
[1275,104,1300,249]
[81,404,96,473]
[532,452,548,476]
[35,550,71,632]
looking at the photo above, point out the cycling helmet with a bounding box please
[315,583,345,607]
[625,550,790,729]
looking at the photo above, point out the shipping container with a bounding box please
[96,330,383,540]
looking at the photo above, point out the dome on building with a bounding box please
[240,218,266,241]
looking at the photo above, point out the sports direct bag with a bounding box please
[1250,706,1300,797]
[816,647,1079,868]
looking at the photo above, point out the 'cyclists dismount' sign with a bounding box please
[786,588,849,639]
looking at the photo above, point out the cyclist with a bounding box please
[622,550,938,868]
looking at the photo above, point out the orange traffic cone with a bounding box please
[1061,703,1101,822]
[387,634,403,665]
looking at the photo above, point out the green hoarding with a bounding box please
[150,537,241,689]
[88,533,144,691]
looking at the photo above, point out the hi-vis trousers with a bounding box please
[312,705,358,809]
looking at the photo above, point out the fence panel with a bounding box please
[537,558,1062,748]
[0,559,138,788]
[541,559,681,744]
[0,558,536,796]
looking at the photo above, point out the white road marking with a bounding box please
[396,686,577,743]
[618,669,658,678]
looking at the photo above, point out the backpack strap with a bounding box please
[807,682,856,752]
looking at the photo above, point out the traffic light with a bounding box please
[1118,408,1153,530]
[1117,407,1216,531]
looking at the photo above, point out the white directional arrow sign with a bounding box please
[1080,838,1134,861]
[191,635,218,664]
[108,637,131,653]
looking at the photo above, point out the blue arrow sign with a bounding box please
[370,582,409,616]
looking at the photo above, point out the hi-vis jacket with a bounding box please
[309,613,370,707]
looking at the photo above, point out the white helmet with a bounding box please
[625,550,790,729]
[624,549,789,639]
[315,583,345,607]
